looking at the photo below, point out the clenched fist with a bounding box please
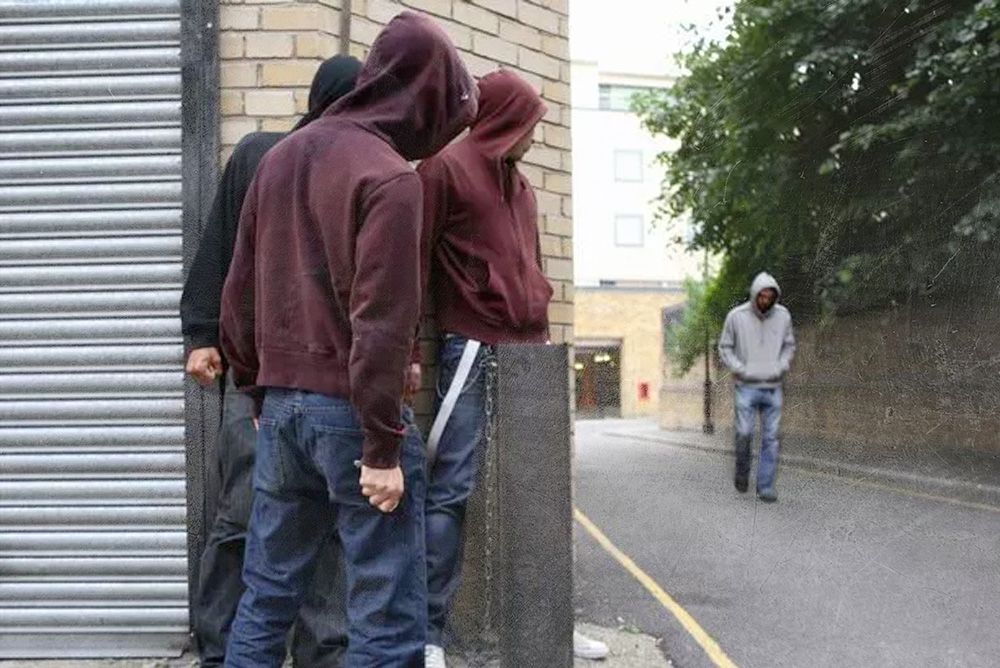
[186,347,223,386]
[360,465,404,514]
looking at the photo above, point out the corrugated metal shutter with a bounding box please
[0,0,188,658]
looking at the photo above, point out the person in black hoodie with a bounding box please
[179,55,361,668]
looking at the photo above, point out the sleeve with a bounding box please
[779,314,796,374]
[413,157,453,366]
[349,172,425,469]
[528,187,552,341]
[717,311,745,377]
[180,153,240,350]
[535,226,544,271]
[219,174,263,413]
[536,226,554,342]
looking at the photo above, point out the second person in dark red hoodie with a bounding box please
[218,11,477,668]
[416,69,553,667]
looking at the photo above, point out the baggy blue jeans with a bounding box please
[734,385,783,494]
[425,334,491,646]
[224,389,428,668]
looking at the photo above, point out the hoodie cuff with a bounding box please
[361,435,403,470]
[186,332,221,351]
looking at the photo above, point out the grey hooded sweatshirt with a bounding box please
[718,272,796,387]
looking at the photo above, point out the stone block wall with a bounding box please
[662,302,1000,468]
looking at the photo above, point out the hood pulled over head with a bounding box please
[292,54,362,131]
[469,69,547,159]
[327,11,478,161]
[750,272,781,301]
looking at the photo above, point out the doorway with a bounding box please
[574,343,622,419]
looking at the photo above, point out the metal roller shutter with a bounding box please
[0,0,188,658]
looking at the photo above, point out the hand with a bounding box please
[186,347,223,386]
[403,363,422,403]
[404,363,422,394]
[360,465,405,513]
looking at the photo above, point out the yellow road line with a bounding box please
[573,507,739,668]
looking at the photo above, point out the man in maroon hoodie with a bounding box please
[218,12,477,667]
[417,70,604,667]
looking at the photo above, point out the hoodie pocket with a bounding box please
[523,269,554,329]
[744,360,782,383]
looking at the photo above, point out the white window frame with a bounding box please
[613,149,644,182]
[614,214,645,247]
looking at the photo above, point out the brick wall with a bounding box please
[575,289,685,418]
[218,0,573,420]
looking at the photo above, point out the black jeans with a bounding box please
[193,374,348,667]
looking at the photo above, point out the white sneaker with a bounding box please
[425,644,448,668]
[574,631,610,660]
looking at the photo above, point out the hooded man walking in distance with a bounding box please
[417,68,609,667]
[180,55,361,668]
[219,12,477,667]
[718,272,796,503]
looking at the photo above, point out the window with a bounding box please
[598,84,654,111]
[614,150,644,182]
[614,215,644,247]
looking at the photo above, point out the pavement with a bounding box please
[602,419,1000,507]
[448,624,672,667]
[4,625,671,668]
[573,419,1000,668]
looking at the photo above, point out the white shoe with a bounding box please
[574,630,610,660]
[425,644,448,668]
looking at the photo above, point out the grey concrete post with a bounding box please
[449,344,574,666]
[496,344,574,668]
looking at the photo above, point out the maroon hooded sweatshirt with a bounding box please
[418,69,552,345]
[219,11,477,469]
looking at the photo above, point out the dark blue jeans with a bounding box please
[734,385,783,494]
[224,389,428,668]
[426,335,491,646]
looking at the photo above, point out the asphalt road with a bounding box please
[573,420,1000,668]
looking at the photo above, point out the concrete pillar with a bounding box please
[451,344,574,667]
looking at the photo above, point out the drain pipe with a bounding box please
[339,1,352,55]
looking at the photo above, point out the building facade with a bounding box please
[0,0,571,658]
[568,0,700,418]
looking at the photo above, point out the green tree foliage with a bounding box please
[638,0,1000,373]
[667,278,714,376]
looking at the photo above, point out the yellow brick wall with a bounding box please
[218,0,573,419]
[574,289,685,418]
